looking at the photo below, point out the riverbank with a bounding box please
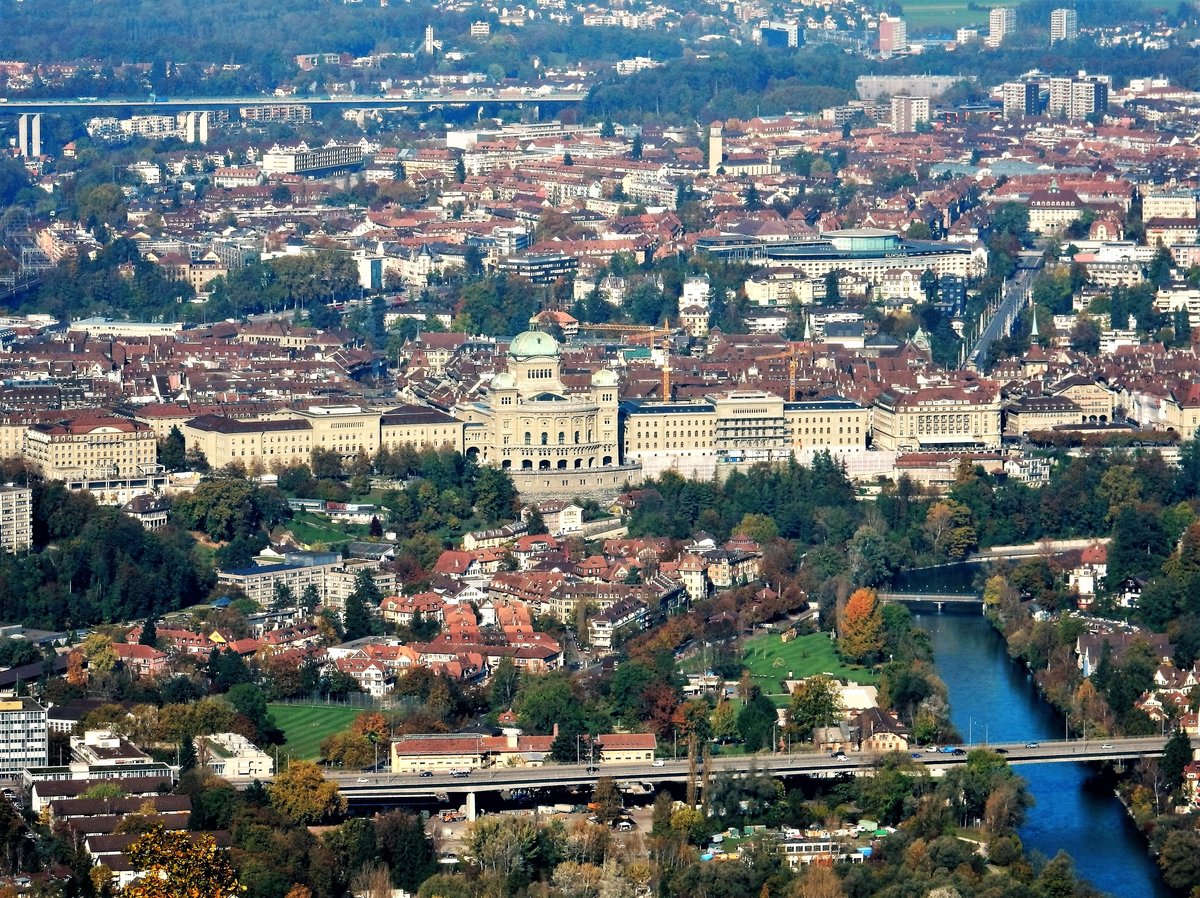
[917,609,1173,898]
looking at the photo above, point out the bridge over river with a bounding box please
[305,736,1167,817]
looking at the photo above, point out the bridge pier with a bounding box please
[936,602,944,613]
[465,791,477,821]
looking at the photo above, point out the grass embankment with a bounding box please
[742,632,877,705]
[270,703,361,760]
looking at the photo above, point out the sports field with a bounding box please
[899,0,1006,29]
[742,631,877,699]
[270,703,361,760]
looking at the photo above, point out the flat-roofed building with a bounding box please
[0,485,32,553]
[622,393,869,479]
[0,697,46,776]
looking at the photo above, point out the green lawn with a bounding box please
[742,632,877,700]
[270,703,362,760]
[900,0,1159,28]
[284,511,364,548]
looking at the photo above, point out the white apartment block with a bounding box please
[1050,8,1078,43]
[0,699,48,776]
[0,486,32,553]
[987,8,1015,46]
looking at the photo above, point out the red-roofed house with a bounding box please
[595,733,657,763]
[112,643,169,678]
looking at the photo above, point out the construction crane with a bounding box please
[756,343,809,402]
[577,322,676,400]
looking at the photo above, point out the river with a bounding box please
[914,609,1171,898]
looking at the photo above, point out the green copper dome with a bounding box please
[508,330,560,360]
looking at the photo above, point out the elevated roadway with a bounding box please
[0,92,587,114]
[317,736,1167,811]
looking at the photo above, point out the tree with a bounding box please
[158,427,187,471]
[1160,728,1193,795]
[1159,830,1200,892]
[118,824,241,898]
[839,588,883,664]
[788,865,845,898]
[592,777,622,826]
[787,676,841,742]
[526,507,548,536]
[922,500,977,560]
[630,133,643,160]
[139,617,158,647]
[269,760,346,824]
[344,569,382,641]
[737,689,777,752]
[490,656,521,711]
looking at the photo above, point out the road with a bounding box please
[966,252,1041,370]
[0,92,588,113]
[310,735,1168,801]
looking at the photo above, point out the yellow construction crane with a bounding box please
[757,344,806,402]
[577,322,676,400]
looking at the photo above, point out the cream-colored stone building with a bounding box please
[379,404,464,454]
[182,415,314,469]
[24,413,157,480]
[872,385,1003,451]
[622,392,869,479]
[1050,376,1117,423]
[458,331,634,498]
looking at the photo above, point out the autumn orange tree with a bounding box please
[839,588,884,664]
[118,824,242,898]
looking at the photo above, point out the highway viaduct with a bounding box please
[308,735,1167,818]
[0,93,587,114]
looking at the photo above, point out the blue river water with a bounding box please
[914,610,1171,898]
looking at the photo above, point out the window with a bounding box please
[541,432,548,446]
[524,432,531,445]
[558,432,565,445]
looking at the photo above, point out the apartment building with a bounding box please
[1048,73,1110,120]
[24,414,157,480]
[890,95,930,133]
[0,486,32,553]
[216,555,394,611]
[0,698,48,776]
[1050,8,1078,43]
[1001,81,1039,119]
[987,7,1015,46]
[878,14,907,56]
[260,142,364,176]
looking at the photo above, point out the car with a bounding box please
[356,777,369,783]
[952,748,967,756]
[1025,742,1040,748]
[995,748,1008,754]
[450,769,470,777]
[1101,743,1114,749]
[586,765,599,774]
[418,771,434,777]
[924,745,939,752]
[652,759,665,767]
[911,752,923,760]
[939,746,956,753]
[832,752,847,761]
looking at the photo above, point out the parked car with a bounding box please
[418,770,434,777]
[652,759,665,767]
[1025,742,1040,748]
[1101,743,1114,749]
[911,752,923,760]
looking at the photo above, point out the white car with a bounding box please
[652,759,665,767]
[357,777,370,783]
